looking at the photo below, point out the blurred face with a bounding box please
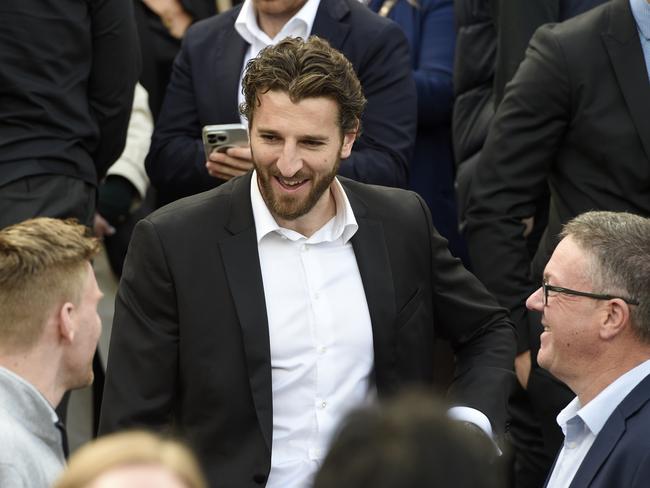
[253,0,307,17]
[87,464,190,488]
[526,237,602,385]
[250,90,355,230]
[66,263,102,389]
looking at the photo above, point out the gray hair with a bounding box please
[561,211,650,342]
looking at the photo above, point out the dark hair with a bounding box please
[313,390,501,488]
[240,36,366,135]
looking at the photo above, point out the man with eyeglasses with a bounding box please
[525,211,650,488]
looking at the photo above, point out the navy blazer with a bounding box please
[146,0,417,204]
[545,374,650,488]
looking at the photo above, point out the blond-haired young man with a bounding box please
[0,218,101,487]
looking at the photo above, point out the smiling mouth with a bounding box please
[275,176,308,190]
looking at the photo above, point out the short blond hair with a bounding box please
[0,218,100,349]
[53,431,207,488]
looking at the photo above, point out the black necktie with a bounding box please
[55,419,69,459]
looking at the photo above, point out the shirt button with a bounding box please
[319,400,327,409]
[317,346,327,354]
[314,292,320,300]
[302,244,308,252]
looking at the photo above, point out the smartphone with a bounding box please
[202,123,249,159]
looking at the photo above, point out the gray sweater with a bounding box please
[0,367,65,487]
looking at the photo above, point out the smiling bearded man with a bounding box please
[100,36,516,488]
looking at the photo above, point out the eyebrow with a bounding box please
[255,128,330,142]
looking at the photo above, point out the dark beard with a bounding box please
[255,157,341,221]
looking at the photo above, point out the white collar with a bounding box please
[235,0,322,46]
[250,171,358,244]
[557,359,650,437]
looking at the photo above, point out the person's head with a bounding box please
[313,390,501,488]
[0,218,101,395]
[240,36,366,230]
[53,431,207,488]
[526,211,650,391]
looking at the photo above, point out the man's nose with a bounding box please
[276,143,302,176]
[526,286,544,312]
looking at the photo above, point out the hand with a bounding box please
[514,350,532,390]
[206,146,254,181]
[142,0,192,39]
[93,213,116,239]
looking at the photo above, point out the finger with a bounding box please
[225,146,252,160]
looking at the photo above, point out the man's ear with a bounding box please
[600,299,630,341]
[57,302,76,344]
[340,120,359,160]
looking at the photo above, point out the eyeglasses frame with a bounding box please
[542,281,639,306]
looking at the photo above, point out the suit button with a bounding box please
[253,473,267,484]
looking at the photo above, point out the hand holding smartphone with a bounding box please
[202,123,249,159]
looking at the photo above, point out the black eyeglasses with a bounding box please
[542,281,639,306]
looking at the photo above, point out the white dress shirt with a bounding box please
[546,359,650,488]
[251,173,375,488]
[234,0,321,124]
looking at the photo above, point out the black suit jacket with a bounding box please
[145,0,417,204]
[100,173,515,487]
[466,0,650,352]
[545,374,650,488]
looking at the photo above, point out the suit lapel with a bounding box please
[570,374,650,487]
[311,0,352,51]
[346,184,398,394]
[602,0,650,162]
[569,412,625,488]
[219,174,273,449]
[213,12,248,121]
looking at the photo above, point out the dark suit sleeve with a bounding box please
[145,35,216,203]
[88,0,141,179]
[465,25,570,351]
[414,0,454,127]
[99,218,179,433]
[417,194,516,435]
[338,21,416,188]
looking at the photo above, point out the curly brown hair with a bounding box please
[240,36,367,136]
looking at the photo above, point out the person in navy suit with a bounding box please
[525,211,650,488]
[145,0,417,205]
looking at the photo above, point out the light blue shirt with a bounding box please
[546,359,650,488]
[630,0,650,81]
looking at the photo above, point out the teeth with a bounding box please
[280,178,304,186]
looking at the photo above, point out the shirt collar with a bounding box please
[557,359,650,437]
[631,0,650,40]
[235,0,321,46]
[250,170,359,244]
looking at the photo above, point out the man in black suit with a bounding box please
[101,37,515,488]
[465,0,650,485]
[145,0,417,205]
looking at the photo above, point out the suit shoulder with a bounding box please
[533,1,610,46]
[145,177,240,230]
[322,0,402,38]
[183,6,240,46]
[341,178,427,223]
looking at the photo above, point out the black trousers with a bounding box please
[0,174,95,228]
